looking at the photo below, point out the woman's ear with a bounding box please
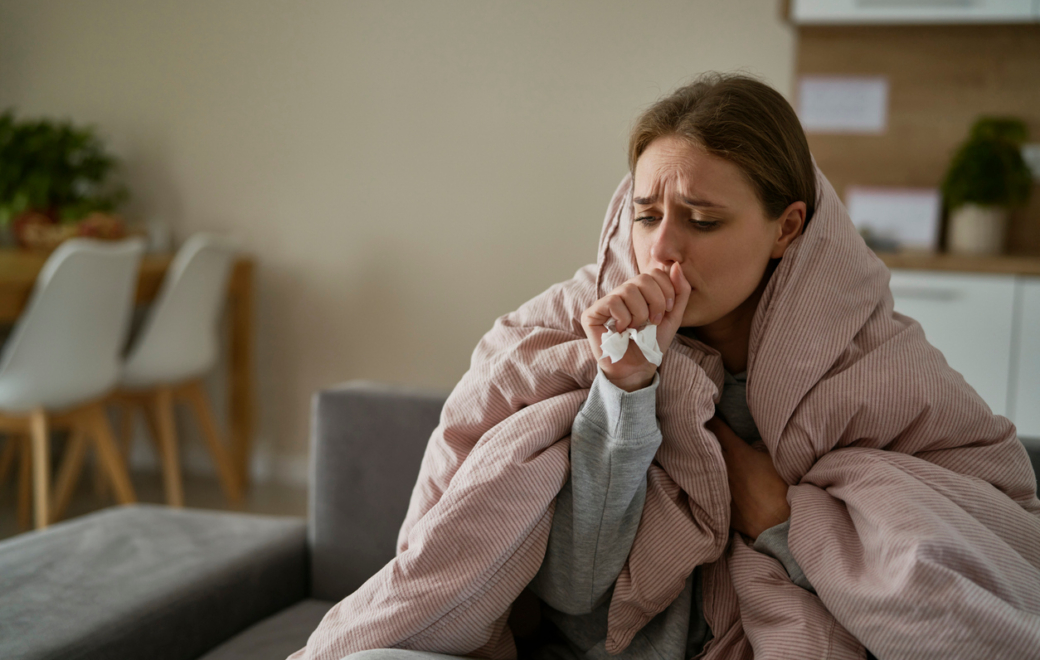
[770,201,807,259]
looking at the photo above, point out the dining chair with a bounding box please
[110,233,243,508]
[0,237,145,529]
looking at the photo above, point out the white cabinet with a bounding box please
[1010,278,1040,439]
[889,270,1016,416]
[792,0,1037,24]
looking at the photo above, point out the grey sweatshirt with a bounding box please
[527,368,810,660]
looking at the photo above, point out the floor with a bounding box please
[0,466,308,542]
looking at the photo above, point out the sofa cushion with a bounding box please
[198,599,335,660]
[0,504,307,660]
[310,382,445,601]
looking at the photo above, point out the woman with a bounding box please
[292,74,1040,660]
[524,73,818,660]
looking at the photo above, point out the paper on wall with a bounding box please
[798,75,888,134]
[846,186,941,252]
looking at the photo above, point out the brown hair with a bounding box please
[628,72,816,224]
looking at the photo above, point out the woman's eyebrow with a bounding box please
[681,196,726,209]
[632,193,726,209]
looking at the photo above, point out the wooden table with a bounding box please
[0,250,256,487]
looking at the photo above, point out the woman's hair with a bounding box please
[629,72,817,224]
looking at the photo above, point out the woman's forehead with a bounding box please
[633,139,747,207]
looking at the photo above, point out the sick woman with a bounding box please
[294,73,1040,660]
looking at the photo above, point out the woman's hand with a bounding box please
[707,416,790,540]
[581,263,692,392]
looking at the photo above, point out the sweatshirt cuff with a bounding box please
[578,367,660,445]
[753,519,816,593]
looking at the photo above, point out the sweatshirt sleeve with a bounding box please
[753,520,816,593]
[528,368,663,615]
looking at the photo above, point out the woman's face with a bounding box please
[631,134,804,330]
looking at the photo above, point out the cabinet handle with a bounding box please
[890,286,962,301]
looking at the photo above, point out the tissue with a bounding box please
[600,323,663,366]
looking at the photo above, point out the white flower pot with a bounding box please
[947,204,1008,255]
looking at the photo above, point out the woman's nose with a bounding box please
[649,216,683,266]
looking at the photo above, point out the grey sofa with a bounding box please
[2,380,1039,660]
[0,381,447,660]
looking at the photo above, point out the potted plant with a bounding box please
[0,110,129,251]
[941,117,1033,255]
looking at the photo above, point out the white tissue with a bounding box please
[600,323,663,366]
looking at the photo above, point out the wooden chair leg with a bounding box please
[17,435,31,530]
[84,405,136,505]
[51,425,88,523]
[95,402,137,500]
[92,446,109,499]
[150,387,184,507]
[180,381,243,503]
[118,402,135,457]
[0,433,17,486]
[29,408,50,530]
[140,398,164,455]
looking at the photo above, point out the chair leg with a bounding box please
[95,402,137,500]
[92,447,109,499]
[29,408,50,530]
[150,387,184,507]
[180,381,243,503]
[51,425,88,523]
[0,433,17,486]
[17,435,31,530]
[118,402,135,457]
[84,405,136,505]
[140,398,164,455]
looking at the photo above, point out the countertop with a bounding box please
[878,251,1040,276]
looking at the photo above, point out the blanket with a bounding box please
[291,164,1040,660]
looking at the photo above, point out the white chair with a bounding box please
[112,233,243,507]
[0,237,145,529]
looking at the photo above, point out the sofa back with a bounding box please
[309,381,447,601]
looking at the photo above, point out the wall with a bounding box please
[0,0,796,483]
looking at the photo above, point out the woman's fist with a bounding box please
[581,263,691,391]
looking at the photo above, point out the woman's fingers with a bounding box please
[706,416,743,453]
[707,416,791,540]
[613,283,651,331]
[641,269,675,322]
[602,294,634,332]
[579,266,685,386]
[669,262,692,314]
[595,272,675,332]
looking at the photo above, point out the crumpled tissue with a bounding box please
[600,322,663,366]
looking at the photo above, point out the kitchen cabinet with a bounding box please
[1011,278,1040,439]
[791,0,1037,24]
[889,270,1016,417]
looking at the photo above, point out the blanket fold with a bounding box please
[292,164,1040,660]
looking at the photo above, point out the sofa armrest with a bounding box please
[309,381,446,602]
[0,504,307,660]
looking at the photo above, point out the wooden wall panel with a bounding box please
[796,24,1040,254]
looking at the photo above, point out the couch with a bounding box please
[2,380,1038,660]
[0,381,447,660]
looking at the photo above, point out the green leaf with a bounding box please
[942,116,1033,210]
[0,108,128,223]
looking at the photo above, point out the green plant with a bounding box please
[941,116,1032,212]
[0,110,128,226]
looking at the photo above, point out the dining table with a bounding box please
[0,248,256,488]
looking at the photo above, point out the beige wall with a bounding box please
[0,0,795,483]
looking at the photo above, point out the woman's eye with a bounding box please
[691,219,720,230]
[634,215,659,226]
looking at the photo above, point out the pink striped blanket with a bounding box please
[291,165,1040,660]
